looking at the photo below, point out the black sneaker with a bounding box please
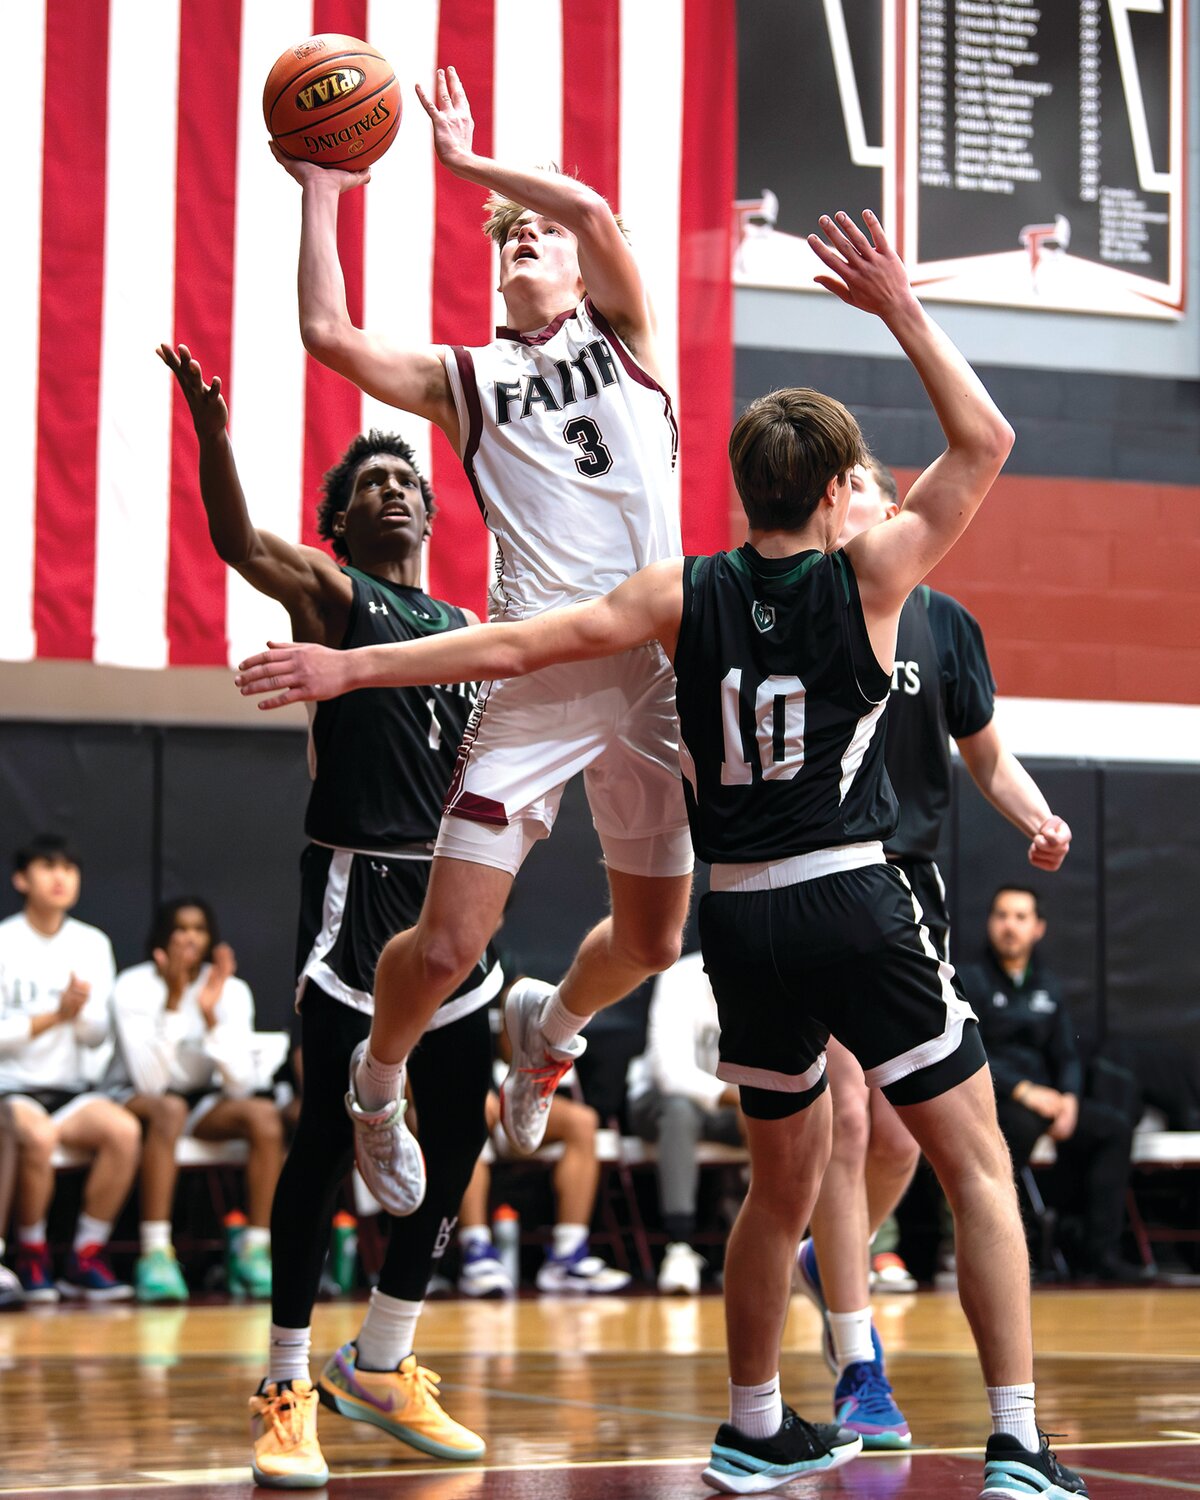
[981,1431,1089,1498]
[702,1406,862,1493]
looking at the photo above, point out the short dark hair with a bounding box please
[728,388,865,530]
[867,456,899,506]
[146,897,219,963]
[13,833,81,874]
[316,430,437,562]
[990,884,1042,918]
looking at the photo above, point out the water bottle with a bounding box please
[492,1204,521,1288]
[330,1211,358,1294]
[223,1210,247,1289]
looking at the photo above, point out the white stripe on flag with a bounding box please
[620,0,683,523]
[93,0,181,669]
[2,4,47,663]
[491,0,564,333]
[226,0,312,667]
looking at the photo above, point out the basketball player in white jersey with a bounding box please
[273,66,692,1214]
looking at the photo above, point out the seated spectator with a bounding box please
[958,886,1151,1283]
[626,950,745,1295]
[109,897,288,1300]
[0,834,139,1302]
[0,1100,22,1307]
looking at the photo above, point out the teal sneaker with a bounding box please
[230,1242,272,1298]
[135,1247,189,1303]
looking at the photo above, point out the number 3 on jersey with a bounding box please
[721,668,806,784]
[563,415,613,477]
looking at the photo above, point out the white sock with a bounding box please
[355,1047,404,1112]
[539,992,587,1052]
[356,1288,424,1372]
[729,1373,783,1439]
[268,1324,312,1387]
[18,1222,47,1246]
[74,1214,113,1252]
[459,1225,492,1250]
[987,1382,1039,1451]
[829,1308,875,1372]
[141,1220,172,1255]
[241,1226,270,1255]
[552,1223,588,1260]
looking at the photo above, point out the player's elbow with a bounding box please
[300,316,353,368]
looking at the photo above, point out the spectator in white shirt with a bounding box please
[110,897,286,1301]
[0,834,138,1302]
[627,951,744,1294]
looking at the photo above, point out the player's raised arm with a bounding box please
[271,148,459,444]
[816,212,1014,613]
[157,343,349,642]
[417,66,658,376]
[236,559,685,711]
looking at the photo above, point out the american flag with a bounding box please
[7,0,734,669]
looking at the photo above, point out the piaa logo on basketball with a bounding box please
[295,67,365,112]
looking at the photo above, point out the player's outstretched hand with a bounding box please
[269,139,371,193]
[236,641,349,709]
[157,343,229,438]
[1029,814,1071,872]
[807,211,916,320]
[416,65,475,170]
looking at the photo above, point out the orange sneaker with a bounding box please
[318,1343,485,1459]
[249,1379,329,1489]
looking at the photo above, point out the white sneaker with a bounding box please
[0,1263,25,1309]
[870,1251,918,1294]
[536,1244,631,1294]
[497,980,586,1155]
[344,1041,426,1216]
[658,1242,704,1295]
[458,1242,514,1298]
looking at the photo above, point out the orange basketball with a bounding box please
[263,34,400,171]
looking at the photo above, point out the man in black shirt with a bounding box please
[959,886,1144,1283]
[795,459,1072,1449]
[236,211,1088,1499]
[161,344,499,1486]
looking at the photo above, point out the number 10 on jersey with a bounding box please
[720,668,806,784]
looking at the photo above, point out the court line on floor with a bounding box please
[1074,1467,1200,1493]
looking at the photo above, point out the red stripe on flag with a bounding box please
[427,1,495,616]
[33,0,111,660]
[562,2,620,207]
[678,0,735,555]
[167,0,243,664]
[300,0,368,551]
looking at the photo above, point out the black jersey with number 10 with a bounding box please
[673,546,897,864]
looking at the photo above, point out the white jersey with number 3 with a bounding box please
[443,298,680,620]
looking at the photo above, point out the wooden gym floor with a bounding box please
[1,1286,1198,1498]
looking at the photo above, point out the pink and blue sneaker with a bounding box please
[833,1326,911,1451]
[58,1243,134,1302]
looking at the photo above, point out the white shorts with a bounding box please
[438,646,693,879]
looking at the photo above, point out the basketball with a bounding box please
[263,34,400,171]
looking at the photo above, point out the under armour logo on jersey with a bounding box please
[369,860,390,878]
[368,600,389,615]
[751,600,776,634]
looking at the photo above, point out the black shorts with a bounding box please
[296,843,502,1028]
[889,856,950,960]
[699,860,984,1120]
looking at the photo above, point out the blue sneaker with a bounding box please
[793,1238,836,1374]
[58,1243,133,1302]
[833,1326,911,1450]
[981,1431,1089,1497]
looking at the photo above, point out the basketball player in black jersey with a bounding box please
[238,212,1089,1499]
[793,456,1072,1450]
[159,343,499,1488]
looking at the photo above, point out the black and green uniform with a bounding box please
[674,544,984,1120]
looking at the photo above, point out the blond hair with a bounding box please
[482,169,628,245]
[729,388,865,530]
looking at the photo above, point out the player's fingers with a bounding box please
[414,81,437,117]
[210,375,222,398]
[831,211,873,256]
[446,63,466,105]
[807,231,849,271]
[861,209,891,252]
[435,66,451,104]
[258,689,299,711]
[816,213,859,258]
[812,274,854,305]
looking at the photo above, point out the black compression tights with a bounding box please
[270,982,494,1327]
